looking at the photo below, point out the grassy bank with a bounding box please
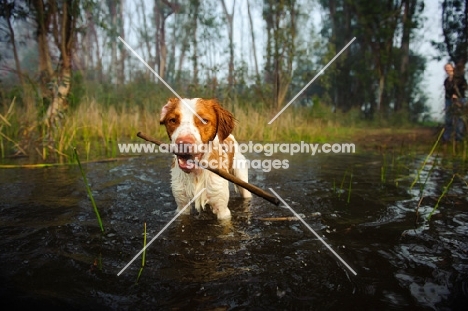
[0,93,440,165]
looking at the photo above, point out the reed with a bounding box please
[381,154,387,183]
[409,127,444,191]
[136,222,147,284]
[347,171,353,204]
[73,147,104,233]
[414,155,439,224]
[428,174,455,221]
[338,169,348,199]
[336,167,353,202]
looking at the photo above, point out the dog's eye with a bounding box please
[169,118,177,124]
[202,118,209,124]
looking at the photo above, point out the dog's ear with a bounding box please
[213,100,236,142]
[160,98,178,124]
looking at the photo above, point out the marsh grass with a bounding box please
[336,167,353,203]
[427,174,456,221]
[347,170,353,204]
[74,147,104,233]
[135,222,147,284]
[0,95,369,163]
[410,127,444,191]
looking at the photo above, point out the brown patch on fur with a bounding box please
[159,98,181,140]
[193,99,220,143]
[205,135,236,173]
[207,145,233,173]
[196,99,235,143]
[223,136,235,173]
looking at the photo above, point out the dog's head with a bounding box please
[159,98,235,172]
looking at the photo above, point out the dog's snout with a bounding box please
[174,135,197,154]
[175,135,196,145]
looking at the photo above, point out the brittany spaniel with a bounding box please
[159,98,252,219]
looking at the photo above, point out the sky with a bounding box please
[418,0,446,120]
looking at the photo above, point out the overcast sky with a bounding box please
[418,1,446,120]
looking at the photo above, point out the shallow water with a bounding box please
[0,152,467,310]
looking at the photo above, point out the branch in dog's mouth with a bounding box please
[136,132,280,206]
[174,153,203,171]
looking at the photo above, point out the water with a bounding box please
[0,152,467,310]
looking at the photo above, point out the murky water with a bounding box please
[0,151,467,310]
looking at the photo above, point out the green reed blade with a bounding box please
[338,169,348,199]
[410,127,444,191]
[136,222,147,283]
[73,147,104,233]
[347,172,353,204]
[427,174,455,221]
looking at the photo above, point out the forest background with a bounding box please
[0,0,467,162]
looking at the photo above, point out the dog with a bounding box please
[159,97,252,219]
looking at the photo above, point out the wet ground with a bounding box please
[0,149,467,310]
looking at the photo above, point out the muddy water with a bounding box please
[0,152,467,310]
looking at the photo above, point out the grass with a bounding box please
[0,91,439,164]
[74,147,104,233]
[135,222,147,284]
[336,167,353,203]
[409,127,444,191]
[427,174,456,221]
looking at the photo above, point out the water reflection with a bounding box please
[0,152,466,309]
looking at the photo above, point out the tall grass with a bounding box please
[135,222,147,284]
[1,96,358,162]
[74,147,104,233]
[409,127,444,191]
[0,86,440,164]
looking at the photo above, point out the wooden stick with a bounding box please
[137,132,280,205]
[258,213,321,222]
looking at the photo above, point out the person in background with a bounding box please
[443,63,467,142]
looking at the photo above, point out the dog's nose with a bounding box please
[175,135,197,154]
[175,135,196,145]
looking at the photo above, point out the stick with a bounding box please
[258,212,322,222]
[136,132,280,205]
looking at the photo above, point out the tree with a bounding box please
[395,0,422,112]
[318,0,426,118]
[353,0,402,114]
[220,0,235,88]
[31,0,81,126]
[0,0,28,87]
[263,0,299,110]
[434,0,468,71]
[154,0,180,80]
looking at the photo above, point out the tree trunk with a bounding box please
[109,0,117,84]
[46,0,75,124]
[220,0,235,87]
[395,0,414,112]
[247,1,259,81]
[3,1,24,87]
[118,0,126,84]
[191,0,200,86]
[32,0,54,99]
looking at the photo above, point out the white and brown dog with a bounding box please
[159,97,251,219]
